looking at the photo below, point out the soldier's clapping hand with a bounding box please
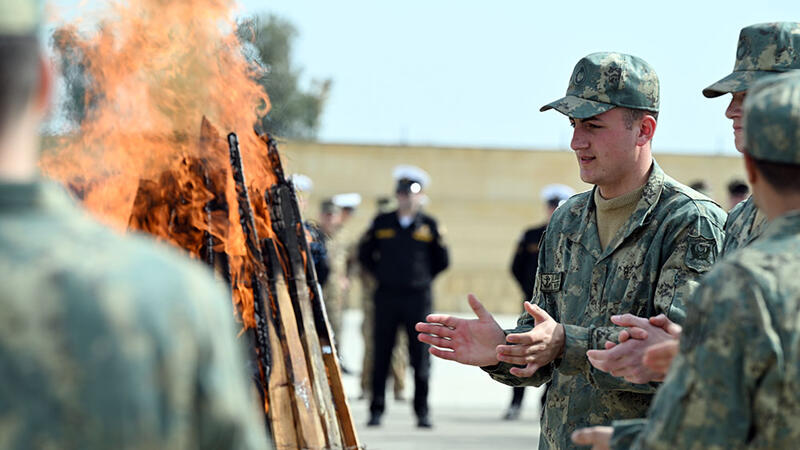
[495,302,566,377]
[415,294,506,367]
[571,426,613,450]
[587,313,681,384]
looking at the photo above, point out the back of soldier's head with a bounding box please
[0,0,42,137]
[743,72,800,193]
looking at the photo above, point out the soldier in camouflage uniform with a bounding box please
[416,52,726,449]
[709,22,800,256]
[574,70,800,450]
[0,1,269,448]
[586,22,800,388]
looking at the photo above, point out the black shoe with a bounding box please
[503,405,521,421]
[417,415,432,428]
[367,413,382,427]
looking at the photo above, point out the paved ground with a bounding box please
[337,309,543,450]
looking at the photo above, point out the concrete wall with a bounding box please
[281,140,745,314]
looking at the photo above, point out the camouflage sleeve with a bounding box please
[629,264,776,450]
[188,274,272,449]
[482,232,554,387]
[652,206,725,325]
[610,419,648,450]
[559,204,725,393]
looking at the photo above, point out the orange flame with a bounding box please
[41,0,277,331]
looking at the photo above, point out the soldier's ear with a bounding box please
[636,114,657,146]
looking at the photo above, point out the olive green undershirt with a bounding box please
[594,185,645,249]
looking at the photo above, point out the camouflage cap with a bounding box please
[540,52,659,119]
[703,22,800,98]
[0,0,42,35]
[743,72,800,164]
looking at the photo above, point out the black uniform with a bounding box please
[358,210,449,421]
[508,223,547,414]
[510,224,546,301]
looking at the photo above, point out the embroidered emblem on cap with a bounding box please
[574,64,586,85]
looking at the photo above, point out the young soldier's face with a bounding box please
[726,91,747,153]
[569,108,641,189]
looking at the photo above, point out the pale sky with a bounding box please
[52,0,800,154]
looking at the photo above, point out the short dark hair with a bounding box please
[623,108,659,130]
[727,179,749,196]
[751,157,800,194]
[0,34,40,134]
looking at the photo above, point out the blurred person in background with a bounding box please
[291,173,330,286]
[358,195,409,400]
[316,198,344,351]
[727,179,749,210]
[327,192,361,374]
[0,1,268,447]
[359,165,449,428]
[688,180,712,198]
[505,183,574,421]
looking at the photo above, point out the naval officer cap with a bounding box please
[541,184,575,207]
[332,192,362,210]
[289,174,313,193]
[393,165,430,194]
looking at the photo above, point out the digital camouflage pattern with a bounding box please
[744,71,800,164]
[721,196,767,256]
[703,22,800,98]
[540,52,659,119]
[484,162,726,449]
[621,211,800,449]
[0,181,269,449]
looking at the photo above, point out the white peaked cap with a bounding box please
[290,174,313,193]
[332,192,362,208]
[392,164,431,188]
[540,184,576,202]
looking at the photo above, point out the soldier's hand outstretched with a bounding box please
[415,294,505,367]
[495,302,565,377]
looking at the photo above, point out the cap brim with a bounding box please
[702,70,780,98]
[539,95,616,119]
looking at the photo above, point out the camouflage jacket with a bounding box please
[609,196,770,448]
[0,180,268,449]
[721,196,767,256]
[483,162,726,449]
[621,211,800,449]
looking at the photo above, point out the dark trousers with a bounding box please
[370,286,432,418]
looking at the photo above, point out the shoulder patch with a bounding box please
[412,224,434,242]
[539,272,563,293]
[685,236,716,272]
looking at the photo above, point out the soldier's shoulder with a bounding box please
[95,231,229,309]
[551,190,591,221]
[372,211,396,225]
[660,177,727,226]
[419,211,441,226]
[725,196,756,226]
